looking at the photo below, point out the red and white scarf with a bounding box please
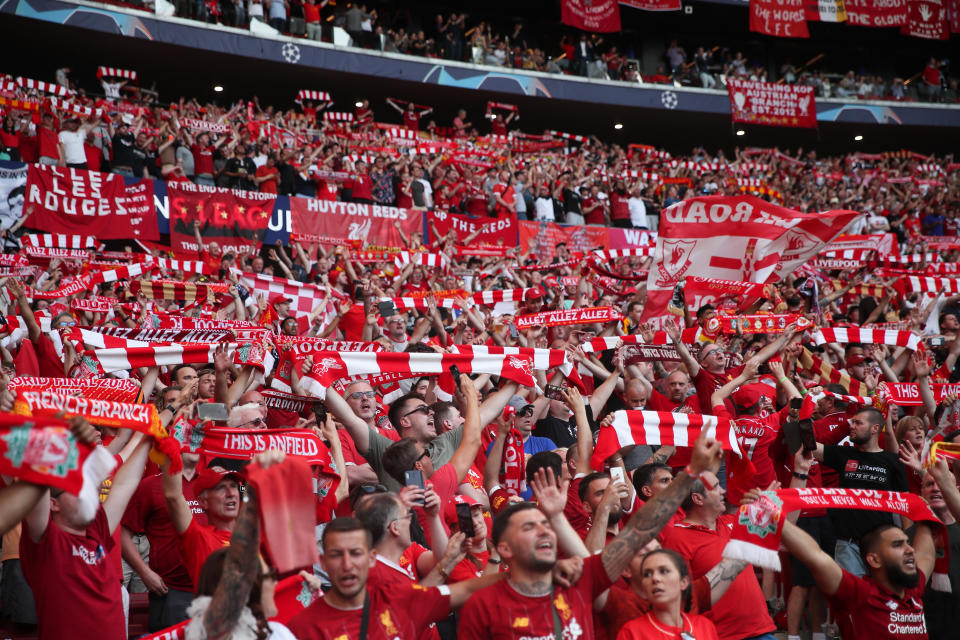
[299,351,538,399]
[724,488,948,590]
[811,326,920,351]
[180,117,230,133]
[893,276,960,296]
[590,410,742,471]
[515,306,622,329]
[20,234,97,250]
[7,376,141,402]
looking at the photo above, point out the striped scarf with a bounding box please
[797,347,867,396]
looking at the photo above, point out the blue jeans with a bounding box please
[194,174,215,186]
[742,634,777,640]
[834,538,868,577]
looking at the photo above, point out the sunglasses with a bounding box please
[516,406,534,417]
[357,483,388,495]
[240,417,267,428]
[404,405,432,417]
[348,390,377,400]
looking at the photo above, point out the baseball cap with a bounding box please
[268,292,293,306]
[443,493,481,528]
[845,354,872,368]
[507,394,534,414]
[194,465,243,495]
[732,383,776,410]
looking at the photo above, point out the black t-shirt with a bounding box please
[225,157,256,191]
[822,446,908,539]
[111,133,136,167]
[533,405,596,449]
[563,188,582,215]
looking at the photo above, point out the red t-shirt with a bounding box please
[829,569,927,640]
[175,518,232,584]
[465,183,488,216]
[662,515,776,640]
[255,165,279,194]
[352,173,373,200]
[38,126,59,159]
[717,406,781,500]
[565,475,592,539]
[600,570,712,637]
[191,143,215,175]
[647,389,701,414]
[287,580,451,640]
[814,412,850,488]
[416,463,458,542]
[492,182,514,216]
[609,192,630,221]
[448,550,490,583]
[618,612,719,640]
[20,507,126,640]
[694,367,738,416]
[458,554,613,640]
[84,143,102,171]
[582,196,605,225]
[403,111,420,131]
[121,473,207,592]
[303,2,320,22]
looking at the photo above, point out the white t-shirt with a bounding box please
[58,129,87,165]
[628,196,647,227]
[534,196,555,222]
[101,81,123,99]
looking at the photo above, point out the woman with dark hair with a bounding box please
[183,450,296,640]
[616,549,719,640]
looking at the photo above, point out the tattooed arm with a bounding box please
[600,434,722,582]
[643,445,676,466]
[201,450,284,640]
[704,558,748,605]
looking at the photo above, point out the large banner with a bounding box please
[607,227,657,250]
[0,163,27,233]
[25,165,157,240]
[168,181,275,257]
[561,0,622,32]
[823,233,899,257]
[640,196,859,325]
[289,198,421,247]
[901,0,949,39]
[728,79,817,128]
[844,0,908,27]
[749,0,810,37]
[426,210,517,246]
[518,221,610,262]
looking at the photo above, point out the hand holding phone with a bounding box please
[456,503,475,538]
[403,469,426,505]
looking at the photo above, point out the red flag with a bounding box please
[901,0,949,39]
[0,413,98,496]
[640,196,859,325]
[750,0,810,37]
[728,79,817,129]
[561,0,622,32]
[845,0,909,27]
[168,181,275,258]
[24,165,157,240]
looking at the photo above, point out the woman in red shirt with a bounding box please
[254,154,279,194]
[582,184,607,226]
[396,170,414,209]
[617,549,719,640]
[350,159,374,204]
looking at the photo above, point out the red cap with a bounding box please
[194,465,243,495]
[268,292,293,306]
[443,493,481,528]
[845,354,870,368]
[732,382,776,409]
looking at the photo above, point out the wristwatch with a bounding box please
[164,404,179,414]
[487,557,502,565]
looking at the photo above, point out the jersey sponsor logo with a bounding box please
[845,460,859,472]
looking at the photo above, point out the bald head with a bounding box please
[623,379,649,410]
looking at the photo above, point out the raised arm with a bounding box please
[780,518,843,596]
[322,387,373,455]
[565,387,594,478]
[601,433,723,581]
[664,317,699,378]
[711,360,759,409]
[447,375,481,484]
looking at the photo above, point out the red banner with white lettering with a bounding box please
[901,0,949,39]
[640,196,859,326]
[426,210,517,246]
[619,0,680,11]
[289,198,421,248]
[845,0,909,26]
[518,221,610,263]
[728,79,817,129]
[25,165,157,240]
[168,182,275,257]
[562,0,622,32]
[750,0,810,37]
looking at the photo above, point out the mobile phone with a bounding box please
[789,397,803,411]
[197,402,229,422]
[354,283,364,300]
[312,401,327,426]
[403,469,426,505]
[450,365,462,391]
[456,502,475,537]
[610,466,626,485]
[508,323,518,339]
[545,384,566,401]
[929,337,945,347]
[798,419,817,452]
[376,300,396,318]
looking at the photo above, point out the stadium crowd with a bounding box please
[3,65,960,640]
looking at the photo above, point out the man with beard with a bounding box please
[813,407,909,576]
[458,432,723,640]
[779,512,936,640]
[577,471,634,552]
